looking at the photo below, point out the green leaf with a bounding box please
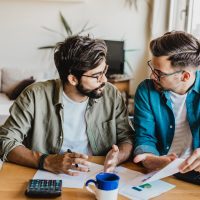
[38,45,56,49]
[59,12,72,36]
[75,21,95,35]
[42,26,66,37]
[38,12,94,51]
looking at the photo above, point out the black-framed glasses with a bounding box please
[82,65,108,82]
[147,60,183,81]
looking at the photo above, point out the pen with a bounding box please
[67,149,79,168]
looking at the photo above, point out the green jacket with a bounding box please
[0,79,134,161]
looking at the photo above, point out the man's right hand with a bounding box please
[43,152,90,176]
[133,153,177,171]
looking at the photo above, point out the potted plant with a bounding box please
[39,11,94,50]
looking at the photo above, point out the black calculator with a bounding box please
[25,179,62,198]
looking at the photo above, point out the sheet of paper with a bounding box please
[33,158,182,192]
[129,158,185,186]
[114,166,143,190]
[85,164,143,190]
[84,162,104,179]
[143,158,185,183]
[120,180,175,200]
[33,162,104,188]
[33,170,87,188]
[108,165,175,200]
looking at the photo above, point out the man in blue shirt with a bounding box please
[133,31,200,173]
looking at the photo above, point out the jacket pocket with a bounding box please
[98,119,117,147]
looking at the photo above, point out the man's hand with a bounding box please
[133,153,177,171]
[44,151,90,176]
[104,145,119,172]
[179,148,200,173]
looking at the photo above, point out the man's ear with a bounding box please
[67,74,78,86]
[181,71,191,82]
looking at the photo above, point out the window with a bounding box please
[188,0,200,38]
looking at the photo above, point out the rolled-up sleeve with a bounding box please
[115,91,134,145]
[133,81,159,156]
[0,90,34,161]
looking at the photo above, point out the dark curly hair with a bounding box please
[150,31,200,68]
[54,35,107,84]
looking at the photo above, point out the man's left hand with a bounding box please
[134,153,177,171]
[179,148,200,173]
[104,145,119,172]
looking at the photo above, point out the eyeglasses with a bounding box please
[147,60,183,81]
[82,65,108,82]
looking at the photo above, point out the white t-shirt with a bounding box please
[168,91,192,158]
[60,92,92,155]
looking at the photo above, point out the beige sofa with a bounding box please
[0,67,47,125]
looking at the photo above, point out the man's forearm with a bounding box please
[117,143,133,164]
[7,146,41,168]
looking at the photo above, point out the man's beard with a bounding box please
[153,80,169,92]
[76,82,106,99]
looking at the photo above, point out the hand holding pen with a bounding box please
[42,150,90,176]
[67,149,80,168]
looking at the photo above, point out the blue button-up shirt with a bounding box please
[133,71,200,156]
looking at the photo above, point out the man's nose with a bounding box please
[100,73,107,83]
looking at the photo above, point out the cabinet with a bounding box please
[108,77,131,94]
[108,77,134,114]
[108,77,132,104]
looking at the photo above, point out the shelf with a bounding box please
[108,76,132,83]
[37,0,85,3]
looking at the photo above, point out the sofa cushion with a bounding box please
[0,92,13,104]
[0,93,14,125]
[0,68,2,92]
[8,77,36,100]
[0,93,13,117]
[2,67,44,96]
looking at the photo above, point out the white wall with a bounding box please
[0,0,158,94]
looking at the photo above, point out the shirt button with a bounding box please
[169,125,173,128]
[166,146,169,150]
[60,136,63,139]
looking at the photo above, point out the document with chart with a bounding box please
[33,158,183,193]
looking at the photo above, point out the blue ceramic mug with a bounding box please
[85,172,120,200]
